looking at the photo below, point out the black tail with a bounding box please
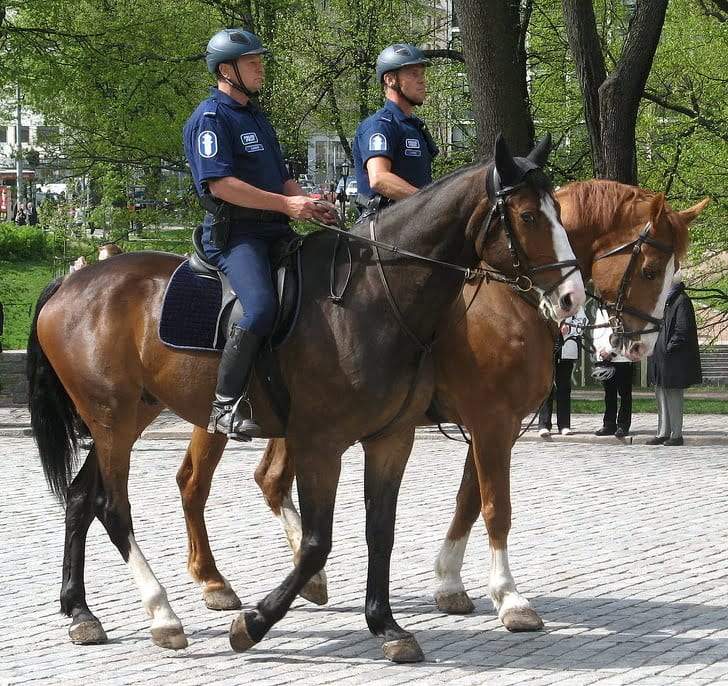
[27,278,81,502]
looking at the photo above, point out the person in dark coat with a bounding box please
[647,272,702,446]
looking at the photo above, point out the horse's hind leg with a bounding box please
[60,446,108,644]
[254,438,328,605]
[229,437,342,653]
[91,410,187,650]
[60,401,164,645]
[434,445,479,615]
[176,426,241,610]
[360,428,424,663]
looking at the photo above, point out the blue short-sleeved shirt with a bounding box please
[353,99,439,200]
[183,88,291,236]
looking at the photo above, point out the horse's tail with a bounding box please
[26,278,81,502]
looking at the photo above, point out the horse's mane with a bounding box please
[563,179,690,260]
[378,159,555,225]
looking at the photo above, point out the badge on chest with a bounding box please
[241,132,265,153]
[404,138,422,157]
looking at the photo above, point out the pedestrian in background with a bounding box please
[592,307,634,438]
[538,307,588,437]
[647,272,702,446]
[25,201,38,226]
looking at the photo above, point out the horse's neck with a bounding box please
[363,169,483,264]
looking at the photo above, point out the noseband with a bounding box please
[483,170,581,296]
[586,222,673,339]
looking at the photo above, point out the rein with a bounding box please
[581,223,674,339]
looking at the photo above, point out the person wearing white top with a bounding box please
[592,307,634,438]
[538,307,588,437]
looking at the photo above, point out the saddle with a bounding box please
[187,225,303,349]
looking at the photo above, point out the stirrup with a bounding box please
[207,397,261,442]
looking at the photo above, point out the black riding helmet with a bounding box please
[375,43,430,83]
[206,28,268,97]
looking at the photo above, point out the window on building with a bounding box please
[36,126,59,144]
[0,127,6,143]
[19,126,30,143]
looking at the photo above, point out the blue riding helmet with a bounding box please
[375,43,430,83]
[205,29,269,74]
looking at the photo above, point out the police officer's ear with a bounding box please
[382,72,397,90]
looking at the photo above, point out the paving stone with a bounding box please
[1,435,727,684]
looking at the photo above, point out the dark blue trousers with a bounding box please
[203,228,289,337]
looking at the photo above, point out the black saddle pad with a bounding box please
[159,260,224,351]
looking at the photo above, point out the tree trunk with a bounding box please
[562,0,669,184]
[454,0,534,158]
[561,0,606,177]
[599,0,669,183]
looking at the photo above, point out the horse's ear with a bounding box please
[494,133,520,187]
[649,192,666,221]
[679,197,710,225]
[527,132,552,168]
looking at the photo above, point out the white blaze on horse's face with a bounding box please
[618,256,675,362]
[539,194,586,319]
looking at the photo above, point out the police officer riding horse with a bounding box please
[353,43,439,215]
[183,29,334,442]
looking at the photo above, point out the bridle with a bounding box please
[482,167,581,297]
[585,222,674,339]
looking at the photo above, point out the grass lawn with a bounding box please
[572,398,728,414]
[0,260,55,350]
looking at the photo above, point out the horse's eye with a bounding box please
[520,211,535,223]
[642,269,657,281]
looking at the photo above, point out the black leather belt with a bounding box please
[227,207,289,224]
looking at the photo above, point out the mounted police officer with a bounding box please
[183,28,332,441]
[353,43,439,213]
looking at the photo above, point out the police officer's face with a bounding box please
[225,54,265,93]
[394,64,427,105]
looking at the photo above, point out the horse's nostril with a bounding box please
[560,293,573,311]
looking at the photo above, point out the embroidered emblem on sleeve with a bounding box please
[197,130,218,159]
[369,133,388,152]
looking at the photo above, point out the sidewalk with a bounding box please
[3,407,726,445]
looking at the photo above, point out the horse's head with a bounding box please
[589,190,709,361]
[472,134,586,321]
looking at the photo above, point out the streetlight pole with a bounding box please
[15,82,24,206]
[340,160,350,217]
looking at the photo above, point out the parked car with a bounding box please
[345,179,358,200]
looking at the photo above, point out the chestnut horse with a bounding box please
[27,137,584,661]
[238,181,707,631]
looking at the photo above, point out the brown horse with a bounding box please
[238,181,707,632]
[28,136,584,661]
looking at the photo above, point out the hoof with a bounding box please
[382,636,425,663]
[434,590,475,615]
[229,613,258,653]
[151,625,188,650]
[204,585,243,611]
[69,618,107,645]
[299,572,328,606]
[502,606,544,632]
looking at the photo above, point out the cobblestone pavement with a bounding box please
[1,434,727,685]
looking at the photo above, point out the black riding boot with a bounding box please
[208,325,263,441]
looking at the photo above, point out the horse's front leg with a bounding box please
[434,422,543,631]
[229,437,342,652]
[255,438,328,605]
[176,426,242,610]
[475,421,543,631]
[362,427,424,662]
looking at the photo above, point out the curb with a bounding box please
[4,426,728,446]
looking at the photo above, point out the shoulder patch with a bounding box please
[197,130,218,159]
[369,133,388,152]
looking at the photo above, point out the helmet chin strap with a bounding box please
[391,74,421,107]
[220,61,258,98]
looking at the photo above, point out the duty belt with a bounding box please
[226,207,289,224]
